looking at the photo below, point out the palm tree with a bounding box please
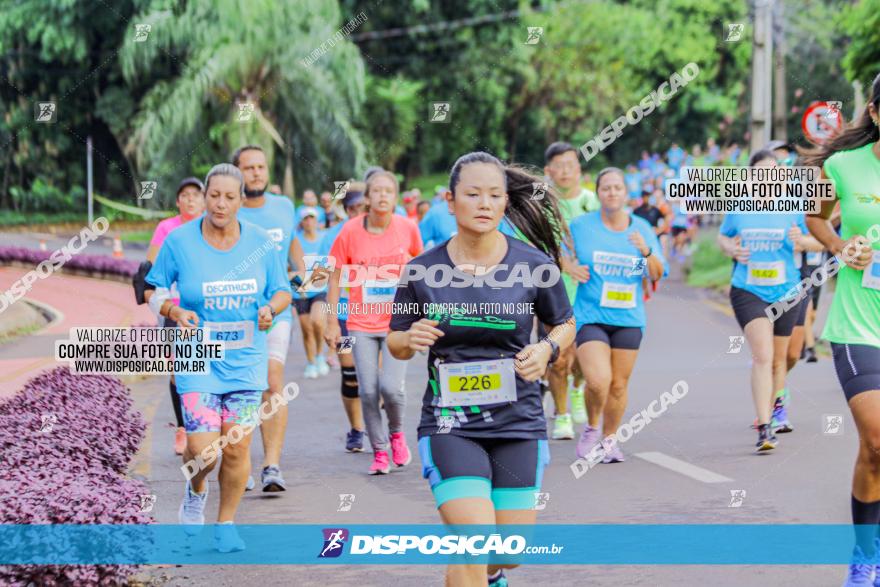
[120,0,367,196]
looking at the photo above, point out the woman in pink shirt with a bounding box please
[147,176,205,456]
[325,169,423,475]
[146,177,205,262]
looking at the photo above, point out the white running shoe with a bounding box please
[178,480,208,535]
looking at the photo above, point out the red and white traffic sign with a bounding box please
[801,101,845,144]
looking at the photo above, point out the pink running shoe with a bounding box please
[390,432,412,467]
[369,450,391,475]
[576,425,602,460]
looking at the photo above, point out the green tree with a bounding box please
[359,74,423,170]
[839,0,880,88]
[121,0,368,197]
[0,0,141,209]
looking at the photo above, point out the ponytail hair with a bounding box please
[799,72,880,168]
[448,151,568,264]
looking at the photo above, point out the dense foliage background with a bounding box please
[0,0,876,213]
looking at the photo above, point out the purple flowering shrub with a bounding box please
[0,247,139,278]
[0,368,151,585]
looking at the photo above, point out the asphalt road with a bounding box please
[132,270,855,587]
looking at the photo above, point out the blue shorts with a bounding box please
[418,435,550,510]
[180,390,262,433]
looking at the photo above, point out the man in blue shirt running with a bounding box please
[234,145,296,493]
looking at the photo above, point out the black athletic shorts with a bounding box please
[576,323,643,350]
[810,282,822,310]
[795,295,810,327]
[418,434,550,510]
[729,286,799,336]
[293,292,327,315]
[671,226,688,238]
[831,343,880,402]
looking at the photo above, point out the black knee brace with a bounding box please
[341,367,359,398]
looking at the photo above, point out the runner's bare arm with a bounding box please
[515,317,575,381]
[323,267,343,347]
[289,237,305,281]
[388,319,443,361]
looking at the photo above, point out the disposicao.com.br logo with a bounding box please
[318,529,562,557]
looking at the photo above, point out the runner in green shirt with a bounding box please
[803,72,880,586]
[542,142,598,439]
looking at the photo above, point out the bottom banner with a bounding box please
[0,524,876,565]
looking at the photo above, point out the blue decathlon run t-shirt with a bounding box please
[237,192,295,322]
[293,230,325,299]
[570,212,667,330]
[390,236,572,440]
[419,201,458,248]
[720,213,808,304]
[320,219,349,321]
[146,219,291,394]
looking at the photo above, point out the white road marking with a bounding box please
[634,451,733,483]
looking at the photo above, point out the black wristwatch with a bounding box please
[542,338,560,364]
[644,248,653,258]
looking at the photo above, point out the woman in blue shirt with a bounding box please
[146,163,291,552]
[569,168,667,464]
[291,206,328,379]
[717,150,809,452]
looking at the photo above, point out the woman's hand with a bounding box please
[839,235,873,271]
[561,256,591,283]
[406,319,444,353]
[257,305,274,331]
[628,231,650,257]
[788,223,804,251]
[514,341,552,382]
[169,306,199,328]
[324,319,342,350]
[730,236,750,264]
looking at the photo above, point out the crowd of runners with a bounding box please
[131,73,880,587]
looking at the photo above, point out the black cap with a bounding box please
[177,177,204,196]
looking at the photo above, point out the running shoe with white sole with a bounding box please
[261,465,286,492]
[755,424,778,452]
[346,428,365,452]
[316,355,330,376]
[390,432,411,467]
[304,364,318,379]
[179,481,208,535]
[842,545,875,586]
[772,397,793,433]
[214,522,246,553]
[552,413,575,440]
[602,439,626,463]
[576,425,602,459]
[245,475,255,491]
[570,386,587,424]
[369,450,391,475]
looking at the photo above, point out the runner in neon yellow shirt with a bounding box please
[803,72,880,586]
